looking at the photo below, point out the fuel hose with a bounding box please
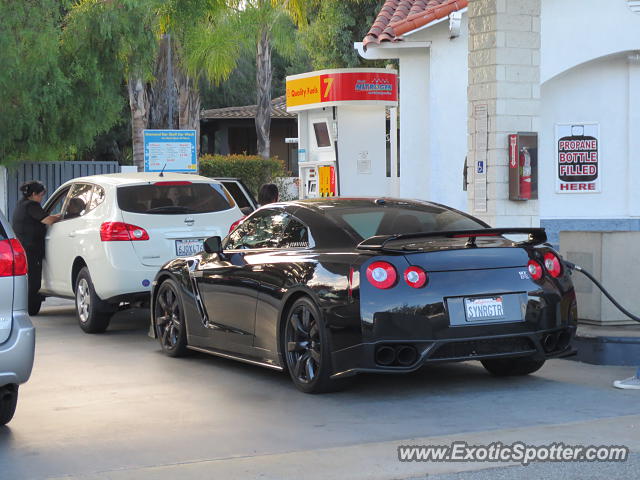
[563,260,640,324]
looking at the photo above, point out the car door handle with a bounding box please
[68,232,76,238]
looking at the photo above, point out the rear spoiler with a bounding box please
[356,228,548,252]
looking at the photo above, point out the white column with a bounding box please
[628,53,640,216]
[467,0,541,227]
[399,50,431,200]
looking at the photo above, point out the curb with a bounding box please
[571,335,640,366]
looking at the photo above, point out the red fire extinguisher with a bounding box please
[519,147,531,199]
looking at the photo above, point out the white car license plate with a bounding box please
[175,239,204,257]
[464,296,505,322]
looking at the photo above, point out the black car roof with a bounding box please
[263,198,482,249]
[283,197,444,212]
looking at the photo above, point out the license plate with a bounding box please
[464,296,505,322]
[175,239,204,256]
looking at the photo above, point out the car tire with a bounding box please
[154,279,189,357]
[75,267,113,334]
[283,297,347,394]
[481,356,546,376]
[0,385,18,426]
[28,297,42,316]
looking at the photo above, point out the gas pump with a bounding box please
[286,69,398,199]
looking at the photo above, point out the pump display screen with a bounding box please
[313,122,331,148]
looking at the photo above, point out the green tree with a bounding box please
[0,0,70,164]
[199,44,311,111]
[185,1,307,159]
[61,0,159,169]
[301,0,384,69]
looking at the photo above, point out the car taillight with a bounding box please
[0,238,28,277]
[229,216,245,234]
[404,266,428,288]
[543,252,563,278]
[366,261,397,289]
[100,222,149,241]
[527,260,543,281]
[9,239,27,276]
[154,181,192,186]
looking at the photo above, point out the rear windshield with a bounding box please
[326,205,486,241]
[117,183,235,214]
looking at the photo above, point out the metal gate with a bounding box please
[5,161,119,219]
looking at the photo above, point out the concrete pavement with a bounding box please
[1,299,638,479]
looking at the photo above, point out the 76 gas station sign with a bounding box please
[286,69,398,111]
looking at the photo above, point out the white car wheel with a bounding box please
[75,267,113,334]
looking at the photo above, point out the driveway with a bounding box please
[1,299,638,479]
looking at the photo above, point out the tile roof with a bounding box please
[201,95,295,120]
[363,0,468,48]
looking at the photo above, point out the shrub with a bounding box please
[199,154,287,197]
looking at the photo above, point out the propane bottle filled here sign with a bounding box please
[556,123,600,193]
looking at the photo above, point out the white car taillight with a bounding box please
[100,222,149,241]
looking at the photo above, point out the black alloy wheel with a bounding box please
[284,297,344,393]
[154,279,188,357]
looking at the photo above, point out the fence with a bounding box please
[2,161,119,219]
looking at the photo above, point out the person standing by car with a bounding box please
[258,183,279,206]
[11,181,61,315]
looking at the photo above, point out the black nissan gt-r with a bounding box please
[150,198,577,393]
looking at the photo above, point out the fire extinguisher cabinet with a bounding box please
[508,132,539,201]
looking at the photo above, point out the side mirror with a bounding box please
[204,236,223,254]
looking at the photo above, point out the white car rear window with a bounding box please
[117,183,235,215]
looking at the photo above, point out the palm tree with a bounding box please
[246,0,306,159]
[192,1,307,159]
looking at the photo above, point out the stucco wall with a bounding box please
[541,0,640,83]
[404,19,469,211]
[539,55,634,220]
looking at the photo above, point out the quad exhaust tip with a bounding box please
[556,330,572,350]
[375,345,418,367]
[542,330,572,353]
[542,332,559,353]
[375,346,396,366]
[396,345,418,366]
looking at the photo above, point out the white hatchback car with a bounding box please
[41,173,243,333]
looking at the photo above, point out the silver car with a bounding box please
[0,210,35,425]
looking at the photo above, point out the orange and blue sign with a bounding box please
[286,69,398,111]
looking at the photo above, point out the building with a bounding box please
[356,0,640,326]
[200,96,299,174]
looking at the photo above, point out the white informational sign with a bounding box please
[357,151,371,174]
[473,103,488,212]
[556,123,600,193]
[144,130,197,173]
